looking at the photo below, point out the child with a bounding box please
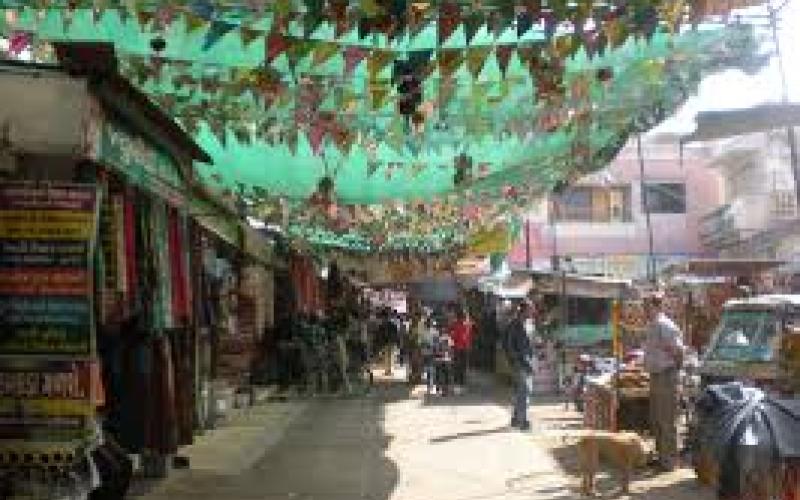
[433,327,454,396]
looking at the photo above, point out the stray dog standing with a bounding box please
[577,431,647,495]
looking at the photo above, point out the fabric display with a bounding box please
[290,256,322,315]
[168,208,190,327]
[169,328,195,447]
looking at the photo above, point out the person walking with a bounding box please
[643,290,685,472]
[449,307,473,389]
[380,309,399,376]
[505,301,536,431]
[421,318,439,394]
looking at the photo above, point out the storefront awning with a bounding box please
[663,259,786,277]
[682,104,800,143]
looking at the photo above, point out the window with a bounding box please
[555,186,632,222]
[644,182,686,214]
[706,310,779,362]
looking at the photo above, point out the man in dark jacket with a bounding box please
[506,301,535,430]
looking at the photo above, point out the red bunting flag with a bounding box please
[266,31,289,64]
[344,46,370,76]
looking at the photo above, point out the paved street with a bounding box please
[138,373,714,500]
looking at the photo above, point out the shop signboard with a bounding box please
[0,183,100,452]
[0,359,97,446]
[0,183,99,356]
[96,120,187,207]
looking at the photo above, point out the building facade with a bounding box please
[698,130,800,262]
[509,138,723,280]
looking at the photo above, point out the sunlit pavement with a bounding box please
[136,369,714,500]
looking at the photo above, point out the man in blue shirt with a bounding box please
[506,301,536,431]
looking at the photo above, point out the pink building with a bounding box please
[508,139,722,279]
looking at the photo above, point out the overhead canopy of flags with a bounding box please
[0,0,768,253]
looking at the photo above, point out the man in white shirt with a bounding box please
[643,291,684,471]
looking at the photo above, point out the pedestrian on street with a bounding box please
[505,300,536,431]
[643,290,685,472]
[380,309,399,376]
[421,317,439,394]
[448,306,473,389]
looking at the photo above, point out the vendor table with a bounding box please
[583,379,651,433]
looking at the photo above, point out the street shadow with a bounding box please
[547,440,712,499]
[429,425,512,444]
[137,380,402,500]
[247,379,402,500]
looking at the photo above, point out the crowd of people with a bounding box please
[282,290,684,474]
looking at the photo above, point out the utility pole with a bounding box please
[769,4,800,214]
[637,135,657,283]
[525,217,531,270]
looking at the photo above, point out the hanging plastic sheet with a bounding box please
[694,383,800,498]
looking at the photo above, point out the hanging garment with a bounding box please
[123,190,138,314]
[168,208,189,326]
[146,335,178,455]
[169,328,194,446]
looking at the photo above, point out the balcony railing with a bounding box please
[701,190,799,251]
[700,204,739,250]
[771,190,797,219]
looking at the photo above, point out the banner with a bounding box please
[467,226,510,255]
[0,183,99,356]
[0,359,98,445]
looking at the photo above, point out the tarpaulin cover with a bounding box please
[694,383,800,498]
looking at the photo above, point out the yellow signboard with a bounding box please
[467,226,510,255]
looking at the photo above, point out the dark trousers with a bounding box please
[453,350,468,385]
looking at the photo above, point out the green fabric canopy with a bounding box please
[0,2,764,252]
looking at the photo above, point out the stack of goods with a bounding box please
[693,383,800,500]
[583,374,616,431]
[616,368,650,393]
[615,367,651,432]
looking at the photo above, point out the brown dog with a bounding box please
[577,431,647,496]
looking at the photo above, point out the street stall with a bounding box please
[0,44,214,497]
[524,272,651,431]
[660,259,786,351]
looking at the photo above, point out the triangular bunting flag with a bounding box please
[284,127,298,154]
[492,4,515,38]
[516,10,533,38]
[495,45,513,78]
[370,83,389,110]
[344,46,369,76]
[463,12,483,45]
[308,122,326,156]
[266,30,289,64]
[330,0,350,38]
[368,50,393,79]
[185,13,206,34]
[239,26,261,47]
[438,49,464,80]
[136,9,154,29]
[312,41,339,67]
[408,49,433,72]
[303,8,324,37]
[203,20,236,50]
[408,2,429,38]
[466,46,491,80]
[438,2,461,45]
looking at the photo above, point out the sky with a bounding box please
[650,0,800,137]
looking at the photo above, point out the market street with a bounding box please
[136,373,712,500]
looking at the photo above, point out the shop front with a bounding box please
[0,45,266,497]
